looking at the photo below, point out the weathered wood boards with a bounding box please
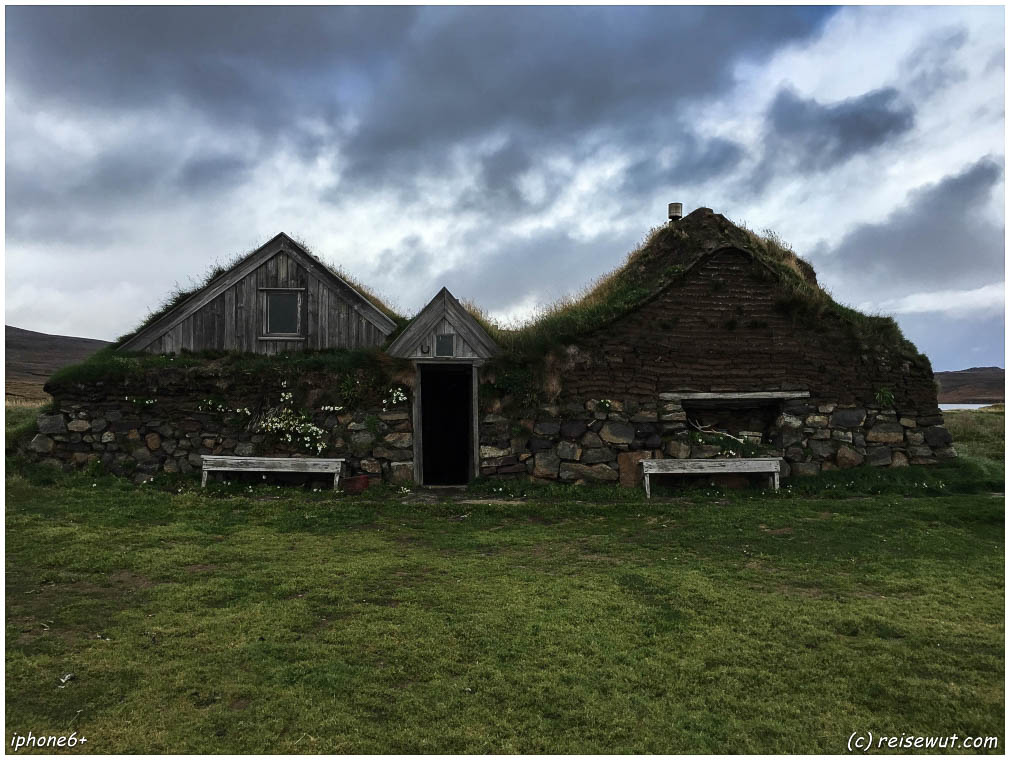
[201,455,345,490]
[641,457,782,497]
[119,233,395,354]
[387,287,498,360]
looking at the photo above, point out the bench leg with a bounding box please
[644,473,651,499]
[773,472,780,491]
[201,470,208,488]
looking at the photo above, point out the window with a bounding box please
[435,333,455,357]
[261,290,304,338]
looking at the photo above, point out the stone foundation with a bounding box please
[28,397,414,485]
[26,387,955,487]
[478,393,954,486]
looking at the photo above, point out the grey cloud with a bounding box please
[6,7,419,129]
[477,141,533,206]
[337,6,833,186]
[750,87,916,190]
[816,156,1004,298]
[436,228,637,317]
[176,154,254,193]
[352,225,640,319]
[901,26,969,99]
[620,134,745,199]
[6,143,256,245]
[7,6,834,245]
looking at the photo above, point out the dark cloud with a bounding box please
[620,134,745,200]
[6,7,419,131]
[816,156,1004,298]
[8,6,835,237]
[176,153,254,193]
[339,6,834,187]
[466,140,538,214]
[749,87,915,191]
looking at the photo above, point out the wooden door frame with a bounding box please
[412,359,480,486]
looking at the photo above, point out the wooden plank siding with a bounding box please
[387,287,498,361]
[141,250,388,354]
[397,317,481,360]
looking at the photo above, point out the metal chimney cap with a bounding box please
[668,202,683,222]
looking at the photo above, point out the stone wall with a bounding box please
[29,368,414,484]
[478,394,955,485]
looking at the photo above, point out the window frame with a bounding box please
[435,333,455,357]
[259,288,306,341]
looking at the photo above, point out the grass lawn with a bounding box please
[5,459,1004,753]
[945,405,1004,461]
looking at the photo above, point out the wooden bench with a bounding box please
[641,457,782,497]
[201,456,345,490]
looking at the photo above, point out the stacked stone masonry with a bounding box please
[29,395,415,485]
[477,395,955,486]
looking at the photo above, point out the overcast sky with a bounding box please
[5,6,1004,371]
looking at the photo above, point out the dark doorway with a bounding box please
[420,363,472,485]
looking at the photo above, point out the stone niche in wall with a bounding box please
[679,398,781,445]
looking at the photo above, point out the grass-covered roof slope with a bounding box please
[468,206,921,361]
[58,207,924,389]
[112,233,406,349]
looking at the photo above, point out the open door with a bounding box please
[418,363,474,485]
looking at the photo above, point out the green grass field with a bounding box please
[5,406,1005,753]
[945,405,1004,461]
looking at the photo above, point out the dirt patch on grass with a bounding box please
[12,615,81,645]
[108,570,157,589]
[229,698,251,711]
[8,568,160,647]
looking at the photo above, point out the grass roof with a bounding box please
[98,208,923,383]
[465,207,922,362]
[112,237,407,349]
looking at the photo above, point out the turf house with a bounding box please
[28,207,956,487]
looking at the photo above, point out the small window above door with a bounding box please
[435,333,455,357]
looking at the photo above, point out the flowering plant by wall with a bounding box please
[382,386,408,412]
[255,386,328,455]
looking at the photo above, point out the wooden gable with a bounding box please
[387,287,498,361]
[118,233,397,354]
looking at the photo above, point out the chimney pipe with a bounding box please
[668,202,683,223]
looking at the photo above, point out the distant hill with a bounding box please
[5,325,110,403]
[934,366,1004,404]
